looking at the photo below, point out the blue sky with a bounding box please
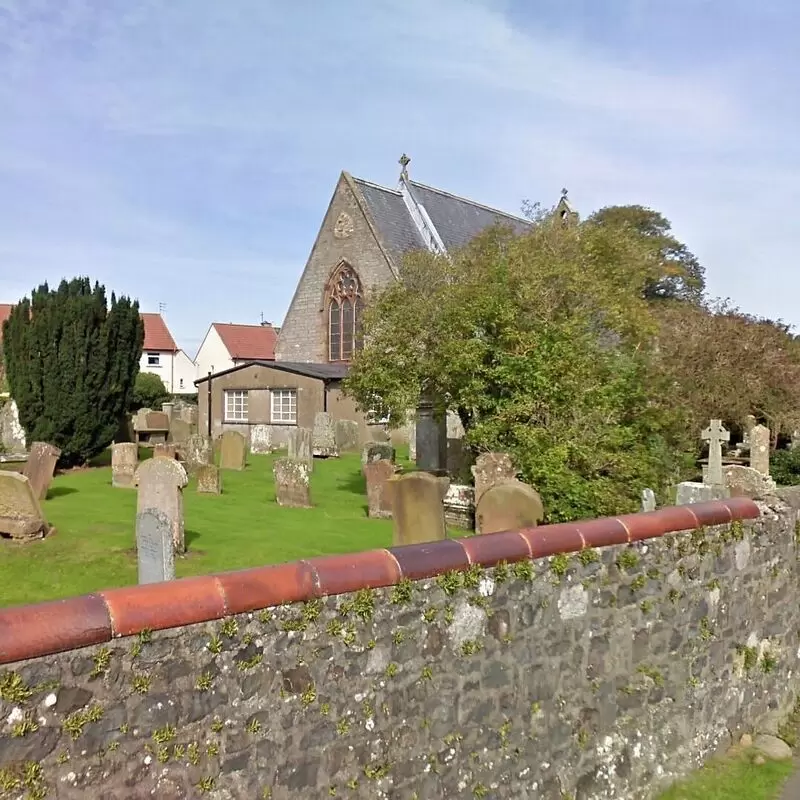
[1,0,798,355]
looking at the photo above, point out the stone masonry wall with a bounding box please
[1,498,796,799]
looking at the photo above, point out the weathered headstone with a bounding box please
[136,508,175,584]
[250,424,272,455]
[443,483,475,530]
[724,464,777,499]
[134,457,189,553]
[312,413,339,458]
[675,481,729,505]
[145,411,170,431]
[476,479,543,535]
[0,472,50,539]
[640,488,656,513]
[196,464,222,495]
[361,442,395,468]
[415,395,447,473]
[387,471,449,546]
[273,458,312,508]
[471,452,516,509]
[446,411,470,481]
[168,418,192,446]
[111,442,138,488]
[153,443,177,459]
[0,399,26,454]
[749,424,770,476]
[219,430,247,470]
[287,427,313,467]
[364,459,397,519]
[334,419,360,453]
[184,434,213,472]
[23,442,61,501]
[702,419,730,486]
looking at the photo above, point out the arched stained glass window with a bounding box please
[327,265,362,362]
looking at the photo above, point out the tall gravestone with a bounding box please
[312,413,339,458]
[184,434,213,472]
[0,472,51,539]
[676,420,731,505]
[112,442,138,488]
[219,430,246,470]
[23,442,61,502]
[476,479,543,535]
[415,395,446,474]
[136,508,175,584]
[134,457,189,553]
[387,471,449,546]
[749,424,770,476]
[364,459,397,519]
[273,458,312,508]
[250,424,272,455]
[288,427,313,467]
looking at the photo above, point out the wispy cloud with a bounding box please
[0,0,798,351]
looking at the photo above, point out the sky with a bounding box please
[1,0,798,355]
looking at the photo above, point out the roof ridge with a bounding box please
[409,180,530,224]
[212,322,276,328]
[351,175,402,196]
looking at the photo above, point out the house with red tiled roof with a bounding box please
[193,321,278,379]
[140,313,196,395]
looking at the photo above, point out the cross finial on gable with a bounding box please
[561,187,569,199]
[701,419,730,486]
[399,153,410,181]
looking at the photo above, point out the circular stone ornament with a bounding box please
[333,212,354,239]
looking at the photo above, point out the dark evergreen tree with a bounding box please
[2,278,144,467]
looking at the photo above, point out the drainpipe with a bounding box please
[207,371,212,438]
[323,382,328,413]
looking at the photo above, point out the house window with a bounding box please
[327,264,362,362]
[271,389,297,424]
[179,378,184,389]
[224,390,249,422]
[147,352,161,367]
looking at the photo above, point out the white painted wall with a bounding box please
[139,349,198,395]
[172,350,197,395]
[194,326,235,381]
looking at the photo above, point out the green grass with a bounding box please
[656,752,793,800]
[0,449,414,608]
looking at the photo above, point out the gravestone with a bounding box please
[23,442,61,501]
[136,508,175,584]
[724,464,777,500]
[161,402,174,422]
[361,442,395,468]
[153,443,177,459]
[111,442,138,488]
[219,430,246,470]
[0,399,26,454]
[168,418,193,446]
[273,458,312,508]
[145,411,170,431]
[134,457,189,553]
[446,411,470,481]
[334,419,360,453]
[476,479,543,535]
[641,488,656,513]
[196,464,222,495]
[312,413,339,458]
[288,427,313,467]
[675,481,729,505]
[387,471,449,546]
[184,434,213,472]
[702,419,730,486]
[364,459,397,519]
[0,472,50,539]
[408,419,417,462]
[471,452,516,510]
[443,483,475,530]
[250,424,272,455]
[749,424,770,476]
[415,396,446,473]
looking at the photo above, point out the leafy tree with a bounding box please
[587,205,705,303]
[2,278,144,467]
[345,214,692,521]
[133,372,171,410]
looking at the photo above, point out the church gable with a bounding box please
[275,173,398,363]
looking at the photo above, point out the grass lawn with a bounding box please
[0,449,414,608]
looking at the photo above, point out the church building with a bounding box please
[196,157,564,447]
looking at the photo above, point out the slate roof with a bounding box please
[213,323,278,361]
[351,174,530,263]
[141,313,178,352]
[195,360,348,384]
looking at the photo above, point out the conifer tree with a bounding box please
[2,278,144,466]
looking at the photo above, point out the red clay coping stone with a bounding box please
[0,498,759,665]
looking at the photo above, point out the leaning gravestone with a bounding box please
[364,459,397,519]
[0,472,51,539]
[134,457,189,553]
[312,412,339,458]
[136,508,175,584]
[23,442,61,502]
[196,464,222,495]
[273,458,312,508]
[288,427,313,467]
[112,442,138,488]
[387,471,449,546]
[219,430,247,470]
[476,479,543,535]
[334,420,360,453]
[184,434,213,472]
[361,442,395,468]
[749,424,770,476]
[250,424,272,455]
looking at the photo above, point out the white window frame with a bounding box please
[146,352,161,367]
[271,388,297,425]
[224,390,249,422]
